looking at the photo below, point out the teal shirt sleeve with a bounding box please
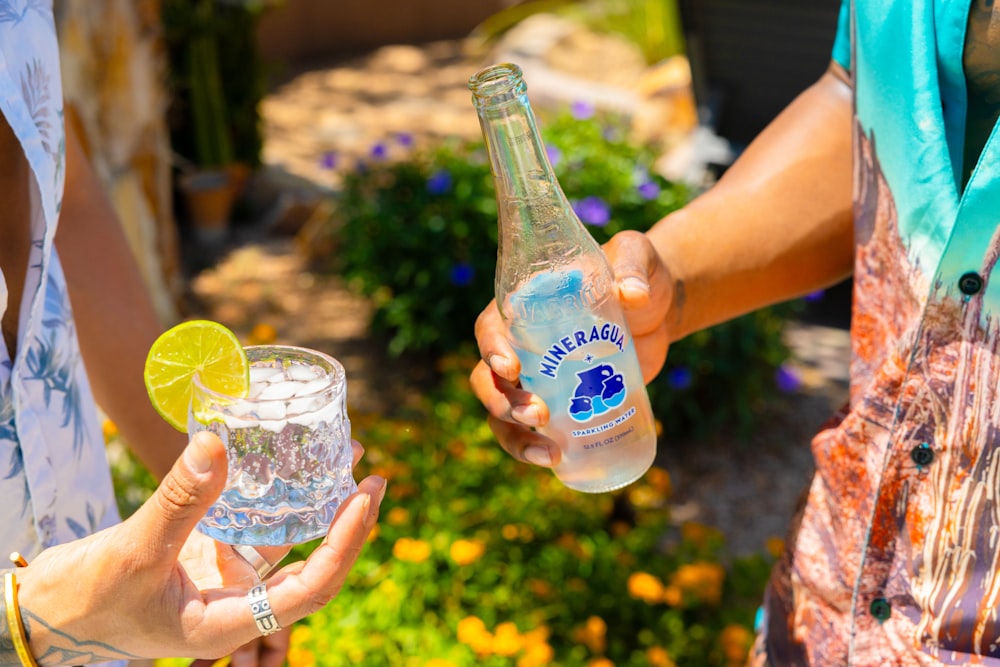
[831,0,851,71]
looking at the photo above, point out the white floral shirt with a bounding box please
[0,0,119,558]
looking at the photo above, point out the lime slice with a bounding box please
[144,319,249,432]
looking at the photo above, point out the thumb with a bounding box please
[604,230,655,309]
[131,431,228,563]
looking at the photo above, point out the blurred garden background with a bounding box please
[64,0,849,664]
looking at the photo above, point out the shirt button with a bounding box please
[910,443,934,467]
[959,272,984,295]
[870,597,892,622]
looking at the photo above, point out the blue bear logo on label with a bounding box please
[568,363,627,422]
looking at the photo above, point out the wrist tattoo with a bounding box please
[1,568,137,666]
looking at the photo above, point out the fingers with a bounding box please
[469,359,545,425]
[487,414,561,467]
[131,431,229,567]
[474,301,519,382]
[634,317,671,384]
[224,629,289,667]
[469,360,558,466]
[257,629,290,667]
[267,475,386,622]
[350,439,365,467]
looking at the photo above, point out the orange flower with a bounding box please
[502,524,520,540]
[527,578,554,599]
[517,642,554,667]
[457,616,492,655]
[646,646,676,667]
[645,466,672,496]
[662,584,683,607]
[671,561,726,605]
[765,536,785,559]
[609,520,632,538]
[247,322,278,345]
[521,625,550,648]
[286,646,314,667]
[573,616,607,654]
[386,506,410,526]
[424,660,458,667]
[449,539,486,566]
[587,659,615,667]
[627,571,665,604]
[492,621,522,656]
[680,521,722,548]
[392,537,431,563]
[719,624,753,665]
[366,523,381,542]
[556,533,589,559]
[286,624,315,667]
[101,418,119,443]
[627,485,662,509]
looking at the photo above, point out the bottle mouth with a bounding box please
[469,63,527,107]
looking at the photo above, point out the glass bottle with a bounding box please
[469,63,657,493]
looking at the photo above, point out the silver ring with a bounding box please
[233,544,279,580]
[247,583,281,636]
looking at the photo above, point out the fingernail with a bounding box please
[511,403,541,426]
[523,446,553,467]
[184,436,212,474]
[487,354,511,378]
[619,276,650,299]
[373,476,387,506]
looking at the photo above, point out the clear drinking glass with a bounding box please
[189,345,358,546]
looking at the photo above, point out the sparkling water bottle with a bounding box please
[469,63,657,493]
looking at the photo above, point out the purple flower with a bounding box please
[370,142,388,160]
[573,196,611,226]
[804,290,825,303]
[667,366,693,391]
[426,169,453,195]
[396,132,414,147]
[319,151,338,170]
[775,364,802,393]
[570,100,595,120]
[450,262,474,286]
[546,144,562,167]
[637,181,660,200]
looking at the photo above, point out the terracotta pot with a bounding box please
[179,169,237,244]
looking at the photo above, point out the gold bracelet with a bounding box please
[4,571,39,667]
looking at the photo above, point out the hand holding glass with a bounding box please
[189,345,358,546]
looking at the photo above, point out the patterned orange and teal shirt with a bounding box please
[756,1,1000,664]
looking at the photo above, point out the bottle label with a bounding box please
[535,324,628,423]
[515,320,641,433]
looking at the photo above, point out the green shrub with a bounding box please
[134,358,774,667]
[325,106,801,442]
[279,357,773,667]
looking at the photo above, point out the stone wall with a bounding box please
[55,0,180,324]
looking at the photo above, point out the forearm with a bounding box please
[55,119,185,479]
[650,63,855,341]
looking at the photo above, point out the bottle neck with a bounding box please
[470,65,561,204]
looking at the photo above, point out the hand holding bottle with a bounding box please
[471,229,676,471]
